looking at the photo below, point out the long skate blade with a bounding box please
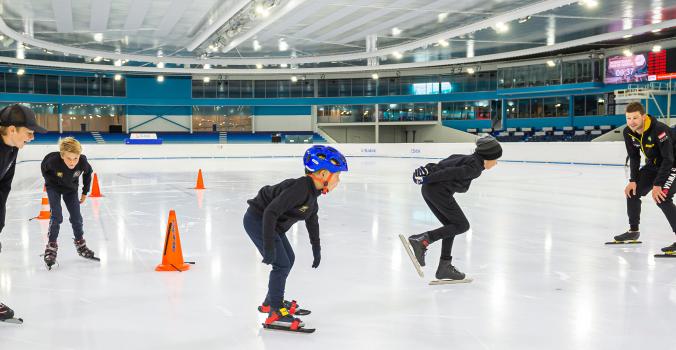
[0,318,23,324]
[398,234,424,278]
[86,256,101,261]
[655,252,676,258]
[429,278,473,285]
[605,240,642,245]
[262,323,315,333]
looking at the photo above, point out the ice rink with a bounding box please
[1,156,675,350]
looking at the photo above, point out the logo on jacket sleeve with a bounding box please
[73,170,82,177]
[659,131,669,142]
[298,205,309,213]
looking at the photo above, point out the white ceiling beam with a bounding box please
[219,0,312,54]
[51,0,73,32]
[185,0,252,52]
[123,0,152,31]
[90,0,112,32]
[155,0,191,37]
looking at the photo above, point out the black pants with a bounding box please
[243,208,295,310]
[47,189,84,243]
[628,167,676,233]
[421,183,470,260]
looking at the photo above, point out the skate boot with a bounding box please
[435,258,466,281]
[263,307,313,332]
[74,239,98,260]
[259,300,311,316]
[43,242,58,270]
[661,242,676,253]
[408,232,430,267]
[0,303,14,321]
[606,230,641,245]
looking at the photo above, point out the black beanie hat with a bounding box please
[475,135,502,160]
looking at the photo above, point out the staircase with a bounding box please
[91,131,105,144]
[219,131,228,144]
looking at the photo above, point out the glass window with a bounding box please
[218,80,230,98]
[60,76,74,95]
[463,75,476,92]
[577,60,592,83]
[477,72,491,91]
[87,77,100,96]
[74,77,88,95]
[562,62,576,84]
[377,78,388,96]
[113,76,125,96]
[546,63,560,85]
[192,79,203,98]
[505,100,517,119]
[387,77,401,95]
[302,80,313,97]
[254,80,266,98]
[0,73,4,93]
[502,68,513,89]
[337,79,350,97]
[586,94,606,116]
[33,75,47,94]
[326,80,339,97]
[277,80,290,98]
[192,106,252,132]
[204,80,217,98]
[316,105,375,123]
[62,104,126,132]
[574,95,586,116]
[517,99,530,118]
[379,103,437,122]
[101,77,114,96]
[47,76,59,95]
[241,80,253,98]
[290,80,302,98]
[532,98,544,117]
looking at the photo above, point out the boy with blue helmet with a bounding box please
[244,145,347,332]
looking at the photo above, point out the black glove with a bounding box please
[412,166,429,185]
[262,246,276,265]
[311,245,321,268]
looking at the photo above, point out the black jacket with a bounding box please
[247,176,321,250]
[423,153,485,193]
[624,115,675,186]
[41,152,93,195]
[0,139,18,231]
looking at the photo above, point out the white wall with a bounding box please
[320,126,376,143]
[127,115,192,132]
[253,115,312,132]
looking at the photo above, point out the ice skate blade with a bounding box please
[605,240,642,245]
[0,318,23,324]
[262,323,315,333]
[429,278,473,285]
[655,252,676,258]
[398,234,424,278]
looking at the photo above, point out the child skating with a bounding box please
[0,104,46,324]
[243,145,347,332]
[41,137,97,269]
[401,135,502,283]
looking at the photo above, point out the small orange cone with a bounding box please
[35,186,50,220]
[194,169,205,190]
[155,210,190,272]
[89,173,103,197]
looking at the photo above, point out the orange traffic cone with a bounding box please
[35,186,50,220]
[89,173,103,197]
[155,210,191,272]
[194,169,205,190]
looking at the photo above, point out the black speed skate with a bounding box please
[605,230,642,245]
[43,242,58,270]
[75,239,100,261]
[655,242,676,258]
[0,303,22,325]
[262,307,314,333]
[408,233,430,267]
[429,258,472,285]
[258,300,310,316]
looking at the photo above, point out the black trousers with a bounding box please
[421,183,470,260]
[628,167,676,233]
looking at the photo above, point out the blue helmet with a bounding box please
[303,145,348,173]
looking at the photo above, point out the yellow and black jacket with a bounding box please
[624,114,675,186]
